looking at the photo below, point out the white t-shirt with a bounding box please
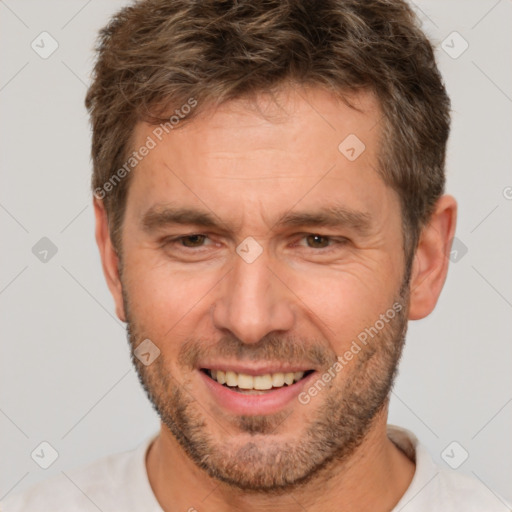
[1,425,510,511]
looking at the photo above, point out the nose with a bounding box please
[211,247,295,345]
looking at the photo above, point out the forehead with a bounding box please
[135,86,380,156]
[124,86,395,232]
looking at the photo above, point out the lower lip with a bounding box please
[199,370,316,416]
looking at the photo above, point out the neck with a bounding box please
[146,408,415,512]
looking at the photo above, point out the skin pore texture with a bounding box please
[94,86,457,511]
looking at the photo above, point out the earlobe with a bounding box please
[408,195,457,320]
[93,198,127,322]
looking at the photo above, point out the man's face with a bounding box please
[118,87,410,490]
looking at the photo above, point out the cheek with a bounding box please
[121,235,402,350]
[284,263,399,350]
[121,253,220,333]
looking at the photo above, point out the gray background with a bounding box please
[1,0,511,505]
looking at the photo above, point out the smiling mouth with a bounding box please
[201,368,315,394]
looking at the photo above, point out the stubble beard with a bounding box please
[123,273,410,493]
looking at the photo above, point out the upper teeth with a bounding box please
[210,370,305,390]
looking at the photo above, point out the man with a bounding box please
[2,0,510,511]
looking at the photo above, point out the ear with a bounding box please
[93,198,126,322]
[408,194,457,320]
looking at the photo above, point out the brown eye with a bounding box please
[180,234,207,247]
[305,234,331,249]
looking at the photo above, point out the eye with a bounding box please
[161,234,212,249]
[178,234,208,248]
[294,233,348,251]
[304,234,330,249]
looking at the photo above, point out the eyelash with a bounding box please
[292,234,349,251]
[161,233,348,253]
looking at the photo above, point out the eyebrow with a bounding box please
[141,203,373,235]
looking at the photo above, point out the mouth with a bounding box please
[198,366,317,415]
[201,368,315,394]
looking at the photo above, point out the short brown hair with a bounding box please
[85,0,450,266]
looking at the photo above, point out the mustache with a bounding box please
[178,333,337,370]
